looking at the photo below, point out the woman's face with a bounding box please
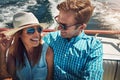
[20,25,42,49]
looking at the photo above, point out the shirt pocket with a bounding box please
[33,66,47,80]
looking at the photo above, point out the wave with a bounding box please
[0,0,120,32]
[0,0,37,28]
[92,0,120,30]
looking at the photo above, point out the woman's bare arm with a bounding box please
[46,47,53,80]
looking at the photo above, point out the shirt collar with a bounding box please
[62,30,88,43]
[74,30,88,41]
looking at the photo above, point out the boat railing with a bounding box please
[43,29,120,38]
[0,28,120,35]
[43,29,120,34]
[0,28,120,46]
[43,29,120,47]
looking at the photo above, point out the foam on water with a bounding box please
[0,0,120,31]
[0,0,37,28]
[92,0,120,30]
[48,0,65,29]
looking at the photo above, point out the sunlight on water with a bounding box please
[48,0,65,29]
[0,0,120,37]
[0,0,37,28]
[92,0,120,30]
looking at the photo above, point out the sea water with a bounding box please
[0,0,120,38]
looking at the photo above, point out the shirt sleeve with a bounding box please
[80,38,103,80]
[42,33,51,45]
[42,31,58,47]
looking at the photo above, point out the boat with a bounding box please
[0,28,120,80]
[81,30,120,80]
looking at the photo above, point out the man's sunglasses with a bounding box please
[26,27,42,34]
[54,16,82,30]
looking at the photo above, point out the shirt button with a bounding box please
[65,54,66,57]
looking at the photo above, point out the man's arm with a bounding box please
[46,47,53,80]
[81,39,103,80]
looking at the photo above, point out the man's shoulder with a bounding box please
[82,34,102,46]
[42,31,61,42]
[84,34,101,42]
[48,31,59,36]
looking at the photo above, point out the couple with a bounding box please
[0,0,103,80]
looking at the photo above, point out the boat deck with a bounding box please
[98,37,120,60]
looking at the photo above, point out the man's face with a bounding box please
[56,11,82,39]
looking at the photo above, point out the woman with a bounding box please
[0,12,53,80]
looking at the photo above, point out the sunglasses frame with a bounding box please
[54,16,82,30]
[26,27,43,34]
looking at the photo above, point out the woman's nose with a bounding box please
[33,29,40,36]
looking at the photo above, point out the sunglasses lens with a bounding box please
[55,16,67,30]
[27,28,35,34]
[37,27,42,33]
[60,24,67,30]
[27,27,42,34]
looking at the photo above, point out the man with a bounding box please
[43,0,103,80]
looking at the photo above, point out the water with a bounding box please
[0,0,53,28]
[0,0,120,38]
[87,0,120,38]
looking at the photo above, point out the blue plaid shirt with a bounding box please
[43,31,103,80]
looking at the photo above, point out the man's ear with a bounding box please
[79,23,86,30]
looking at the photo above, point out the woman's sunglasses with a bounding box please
[26,27,42,34]
[54,16,82,30]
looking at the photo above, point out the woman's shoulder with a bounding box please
[42,42,53,57]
